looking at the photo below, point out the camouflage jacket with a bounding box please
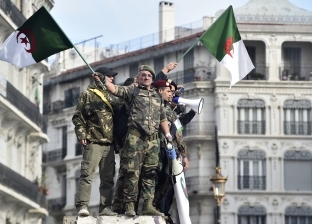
[114,85,167,136]
[72,82,119,144]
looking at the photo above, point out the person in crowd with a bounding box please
[72,67,119,217]
[105,65,173,217]
[154,78,196,224]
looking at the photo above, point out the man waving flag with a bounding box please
[199,5,254,87]
[0,6,73,69]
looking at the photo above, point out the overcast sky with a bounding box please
[50,0,312,48]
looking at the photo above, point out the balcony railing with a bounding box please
[243,64,269,80]
[284,121,312,135]
[185,176,211,193]
[183,121,215,137]
[238,175,266,190]
[237,120,265,135]
[0,162,47,207]
[48,196,66,211]
[43,148,66,163]
[167,66,217,84]
[6,82,47,133]
[0,0,26,27]
[280,65,312,81]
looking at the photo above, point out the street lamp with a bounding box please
[210,125,228,224]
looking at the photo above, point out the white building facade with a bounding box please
[43,1,312,223]
[0,0,53,223]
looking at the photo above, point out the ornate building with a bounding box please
[43,0,312,223]
[0,0,53,223]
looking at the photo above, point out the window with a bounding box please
[237,99,265,134]
[283,100,311,135]
[64,87,80,108]
[183,48,195,83]
[284,47,301,79]
[154,57,164,74]
[284,150,312,191]
[129,63,139,78]
[238,150,266,190]
[285,206,312,224]
[238,206,266,224]
[62,126,67,159]
[75,141,82,156]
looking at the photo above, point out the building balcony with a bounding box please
[183,121,215,137]
[284,121,312,135]
[243,64,269,81]
[48,196,66,212]
[0,0,26,27]
[237,120,265,135]
[0,162,47,208]
[238,175,266,190]
[168,66,216,84]
[43,148,67,164]
[185,176,211,194]
[280,65,312,81]
[6,82,47,133]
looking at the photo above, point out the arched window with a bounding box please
[285,206,312,224]
[283,100,311,135]
[238,206,266,224]
[237,99,265,134]
[284,150,312,191]
[238,150,266,190]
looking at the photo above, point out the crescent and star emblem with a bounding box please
[16,29,36,53]
[224,36,234,58]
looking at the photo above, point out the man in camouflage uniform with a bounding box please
[154,79,196,224]
[105,65,173,217]
[72,67,119,217]
[111,63,177,215]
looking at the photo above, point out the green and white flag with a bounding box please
[199,5,254,87]
[0,6,73,68]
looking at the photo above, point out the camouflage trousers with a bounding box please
[75,142,115,212]
[115,133,160,204]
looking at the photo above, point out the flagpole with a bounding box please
[42,7,95,74]
[176,27,211,63]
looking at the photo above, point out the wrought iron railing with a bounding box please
[48,196,66,211]
[243,64,269,80]
[183,121,215,137]
[0,162,47,207]
[280,65,312,81]
[284,121,312,135]
[0,0,26,27]
[237,175,266,190]
[43,148,66,163]
[6,82,47,133]
[168,66,217,84]
[237,121,266,135]
[185,176,211,193]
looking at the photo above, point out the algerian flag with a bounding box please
[199,5,254,87]
[0,6,73,69]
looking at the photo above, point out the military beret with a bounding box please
[166,79,177,91]
[138,65,156,79]
[95,67,118,76]
[152,80,171,88]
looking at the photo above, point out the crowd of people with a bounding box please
[72,62,197,223]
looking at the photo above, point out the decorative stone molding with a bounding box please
[269,34,277,45]
[223,198,229,210]
[222,142,229,154]
[272,198,279,210]
[284,150,312,160]
[271,143,278,155]
[293,35,302,41]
